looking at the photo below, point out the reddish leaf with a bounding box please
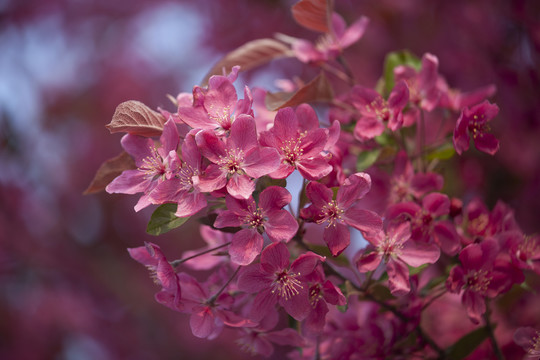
[202,38,293,85]
[106,100,166,137]
[83,151,136,195]
[265,73,334,110]
[291,0,332,33]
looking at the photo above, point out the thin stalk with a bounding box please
[208,266,241,305]
[170,242,231,268]
[418,109,426,172]
[484,300,505,360]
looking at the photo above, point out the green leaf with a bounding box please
[146,204,190,236]
[336,304,348,313]
[356,148,382,171]
[426,142,456,161]
[383,50,421,95]
[445,326,490,360]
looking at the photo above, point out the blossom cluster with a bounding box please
[90,1,540,358]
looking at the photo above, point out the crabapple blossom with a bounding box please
[300,172,383,256]
[514,327,540,358]
[453,100,500,155]
[292,13,369,64]
[106,118,181,211]
[195,114,280,199]
[214,186,298,265]
[259,105,334,180]
[237,242,324,322]
[356,222,440,296]
[128,242,182,312]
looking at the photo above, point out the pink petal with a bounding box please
[323,222,350,256]
[230,229,263,266]
[462,290,485,324]
[388,80,409,112]
[337,172,372,209]
[190,306,215,338]
[354,116,385,140]
[305,181,333,209]
[127,245,156,267]
[265,210,298,243]
[343,205,383,234]
[339,16,369,48]
[106,170,151,194]
[227,174,255,199]
[228,114,258,151]
[160,118,180,153]
[280,286,311,321]
[453,111,470,155]
[356,250,382,272]
[399,240,440,267]
[266,328,305,347]
[260,242,290,273]
[175,191,207,218]
[433,221,461,256]
[322,280,346,306]
[197,164,227,193]
[513,327,539,349]
[259,186,292,212]
[387,260,410,296]
[243,147,281,178]
[423,192,450,218]
[195,130,226,163]
[120,134,153,166]
[178,106,214,130]
[303,300,328,334]
[181,134,202,169]
[292,39,322,63]
[273,107,298,140]
[297,156,332,180]
[473,132,500,155]
[295,104,319,131]
[290,252,325,275]
[250,289,278,321]
[237,264,273,293]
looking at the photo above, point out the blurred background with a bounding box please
[0,0,539,359]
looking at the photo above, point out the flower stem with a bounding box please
[484,299,505,360]
[170,242,231,269]
[208,266,241,305]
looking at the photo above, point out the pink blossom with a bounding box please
[514,327,540,358]
[259,105,333,180]
[356,222,440,296]
[453,100,500,155]
[300,172,383,256]
[237,242,324,322]
[292,13,369,64]
[386,192,461,255]
[500,231,540,275]
[178,66,253,135]
[446,239,519,323]
[302,265,346,334]
[351,80,409,140]
[389,150,443,204]
[195,114,280,199]
[394,53,440,112]
[106,118,180,211]
[127,242,182,312]
[147,132,207,217]
[178,271,254,339]
[214,186,298,265]
[236,309,305,358]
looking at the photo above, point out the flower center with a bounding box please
[465,268,492,293]
[529,331,540,356]
[139,146,167,180]
[219,148,244,174]
[208,104,233,131]
[309,284,323,308]
[280,133,306,166]
[517,235,539,262]
[317,200,344,228]
[271,270,303,300]
[178,163,198,190]
[378,235,403,262]
[468,114,489,139]
[244,206,265,229]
